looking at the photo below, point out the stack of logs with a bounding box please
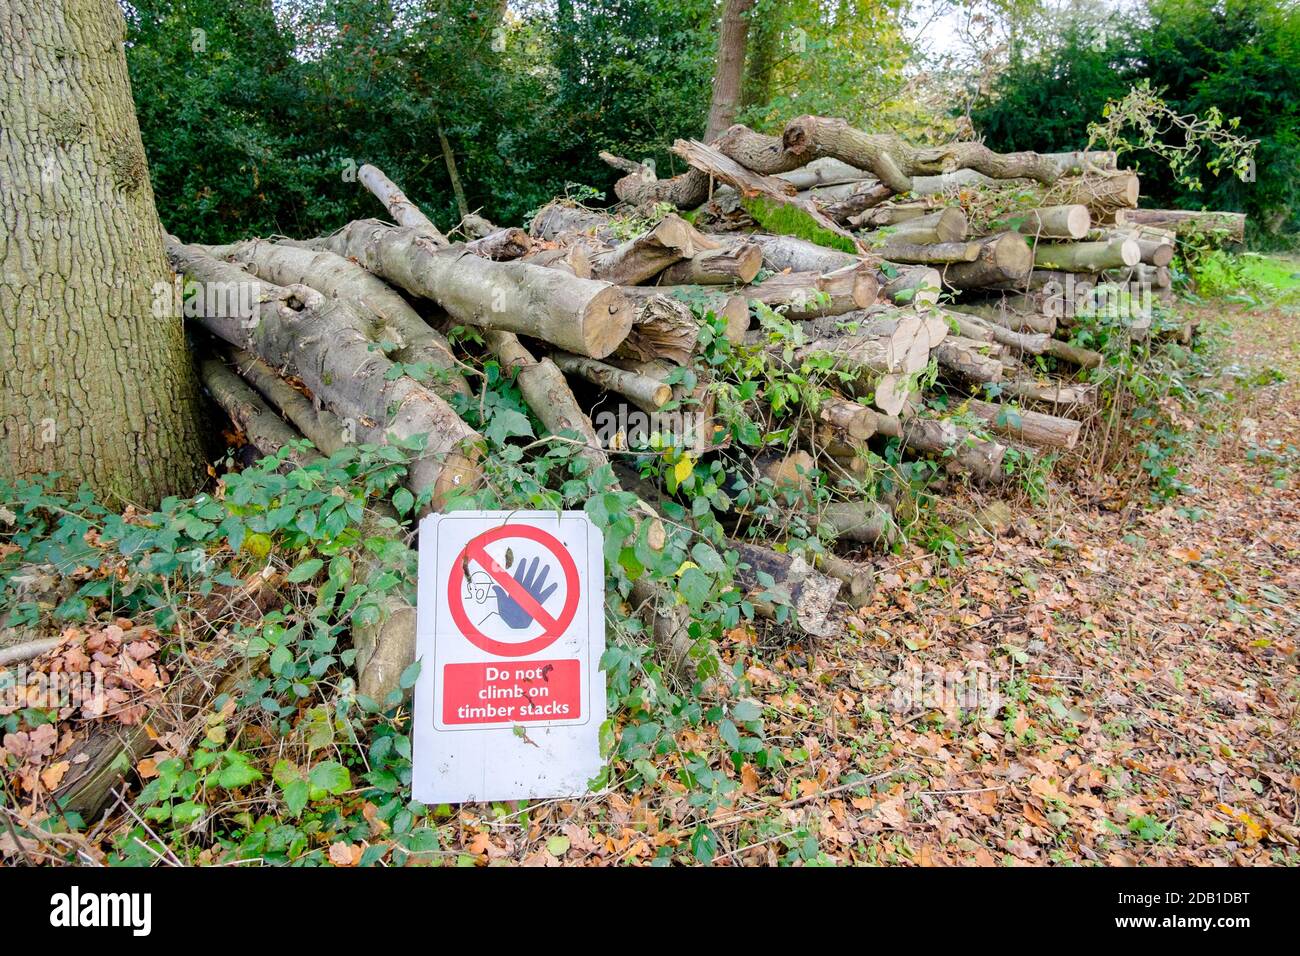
[172,116,1244,701]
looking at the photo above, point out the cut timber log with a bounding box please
[656,241,762,285]
[781,115,1063,193]
[746,264,878,320]
[552,352,672,413]
[169,242,482,507]
[202,239,470,400]
[1011,204,1091,240]
[1033,238,1140,271]
[756,449,817,497]
[1115,208,1244,243]
[940,233,1033,290]
[617,286,748,362]
[228,348,350,454]
[312,220,633,359]
[671,138,862,249]
[820,499,896,546]
[522,244,592,278]
[1103,264,1171,289]
[1043,172,1140,217]
[528,202,616,242]
[357,164,448,244]
[864,206,968,244]
[947,301,1057,335]
[966,399,1081,449]
[464,227,532,261]
[867,239,980,265]
[879,266,942,308]
[199,358,319,465]
[815,554,873,608]
[999,381,1097,407]
[876,413,1008,484]
[775,150,1117,192]
[935,337,1004,384]
[589,214,715,284]
[747,233,860,274]
[731,541,842,637]
[792,336,919,416]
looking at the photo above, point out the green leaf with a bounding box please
[392,487,415,516]
[215,758,263,789]
[283,779,310,817]
[399,659,422,690]
[286,558,324,583]
[308,761,351,796]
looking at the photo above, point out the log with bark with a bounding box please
[551,352,672,413]
[745,264,879,320]
[876,412,1008,483]
[168,240,483,507]
[1032,237,1141,272]
[939,233,1033,290]
[966,399,1081,449]
[656,241,763,285]
[616,286,749,362]
[781,115,1064,193]
[731,541,842,638]
[1115,208,1244,243]
[306,219,634,359]
[358,163,448,244]
[588,213,716,284]
[671,138,862,249]
[200,238,471,400]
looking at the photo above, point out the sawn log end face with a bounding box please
[583,284,636,359]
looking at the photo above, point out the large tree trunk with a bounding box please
[0,0,205,503]
[704,0,757,142]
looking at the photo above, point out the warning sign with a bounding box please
[412,511,605,804]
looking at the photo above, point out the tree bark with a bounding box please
[966,399,1081,449]
[939,233,1033,290]
[310,220,633,359]
[0,0,206,503]
[168,242,482,507]
[656,242,762,285]
[781,115,1063,193]
[704,0,757,142]
[357,164,448,244]
[202,239,470,400]
[1033,238,1140,272]
[746,264,878,320]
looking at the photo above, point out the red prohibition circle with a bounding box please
[447,524,581,657]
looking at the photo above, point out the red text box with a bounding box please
[442,659,581,725]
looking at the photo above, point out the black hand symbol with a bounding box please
[492,556,558,629]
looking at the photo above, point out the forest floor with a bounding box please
[461,295,1300,866]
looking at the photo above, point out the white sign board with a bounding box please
[411,511,606,804]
